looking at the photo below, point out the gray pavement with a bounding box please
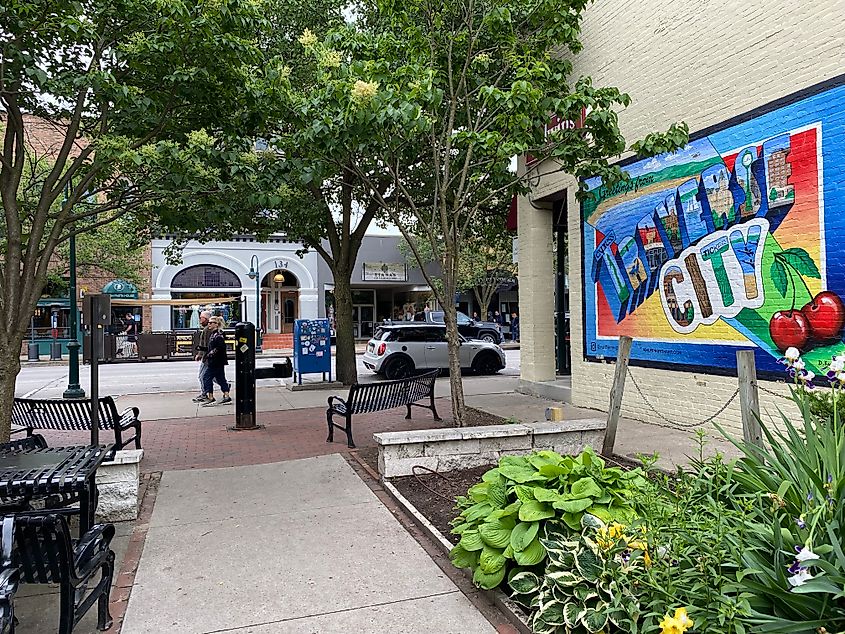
[120,455,495,634]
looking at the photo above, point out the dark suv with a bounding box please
[418,310,502,344]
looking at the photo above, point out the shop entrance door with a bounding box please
[353,304,375,339]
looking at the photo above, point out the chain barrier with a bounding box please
[757,384,793,400]
[625,367,740,430]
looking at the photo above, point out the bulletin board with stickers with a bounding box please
[292,318,332,384]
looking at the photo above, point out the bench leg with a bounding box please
[430,393,442,421]
[134,423,141,449]
[97,552,115,631]
[345,414,355,449]
[405,404,412,420]
[326,410,334,443]
[59,580,74,634]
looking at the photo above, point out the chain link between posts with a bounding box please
[757,384,793,400]
[625,367,740,430]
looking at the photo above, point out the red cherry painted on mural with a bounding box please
[769,310,812,352]
[801,291,845,341]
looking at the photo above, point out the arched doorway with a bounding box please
[262,269,299,334]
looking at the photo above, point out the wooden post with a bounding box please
[736,350,762,447]
[602,336,632,457]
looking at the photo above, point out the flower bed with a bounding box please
[429,369,845,633]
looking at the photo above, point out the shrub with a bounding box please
[448,448,651,590]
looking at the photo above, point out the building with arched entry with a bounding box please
[150,233,436,346]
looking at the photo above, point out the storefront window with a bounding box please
[171,292,243,328]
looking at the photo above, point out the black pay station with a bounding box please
[233,322,259,430]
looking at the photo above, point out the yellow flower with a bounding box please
[320,49,342,68]
[674,607,694,630]
[608,522,625,539]
[351,79,379,104]
[298,28,317,48]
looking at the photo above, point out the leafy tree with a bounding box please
[0,0,270,439]
[291,0,688,425]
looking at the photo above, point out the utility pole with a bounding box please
[63,182,85,399]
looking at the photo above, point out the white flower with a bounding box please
[830,358,845,373]
[795,547,820,562]
[298,29,317,48]
[788,568,814,588]
[801,370,816,383]
[351,80,379,104]
[837,372,845,383]
[785,347,801,361]
[793,359,806,372]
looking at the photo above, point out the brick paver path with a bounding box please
[32,398,455,471]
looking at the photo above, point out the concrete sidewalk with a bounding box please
[120,455,497,634]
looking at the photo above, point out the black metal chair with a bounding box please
[0,518,19,634]
[14,513,115,633]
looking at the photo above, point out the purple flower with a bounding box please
[795,517,807,529]
[807,492,814,502]
[787,560,801,575]
[828,474,834,484]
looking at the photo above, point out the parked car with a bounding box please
[362,324,506,379]
[413,310,503,344]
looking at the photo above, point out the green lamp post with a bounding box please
[247,255,263,352]
[63,183,85,399]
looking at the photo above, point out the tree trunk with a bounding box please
[0,338,22,443]
[441,298,466,427]
[332,270,358,385]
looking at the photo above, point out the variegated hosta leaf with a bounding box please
[573,586,598,603]
[581,606,609,633]
[479,520,512,549]
[458,529,484,551]
[547,570,581,587]
[538,600,566,626]
[575,546,602,582]
[509,571,542,596]
[472,564,506,590]
[580,513,605,530]
[479,545,506,574]
[563,601,585,629]
[543,546,574,569]
[448,544,478,569]
[510,521,540,552]
[514,536,546,566]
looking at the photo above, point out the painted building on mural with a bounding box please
[517,0,845,434]
[150,234,434,343]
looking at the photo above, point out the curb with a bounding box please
[381,479,532,634]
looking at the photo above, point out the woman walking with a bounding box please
[201,317,232,407]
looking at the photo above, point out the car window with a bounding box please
[429,311,445,322]
[456,312,471,325]
[373,328,395,341]
[422,328,447,342]
[394,327,427,342]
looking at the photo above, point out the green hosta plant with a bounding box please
[448,448,650,590]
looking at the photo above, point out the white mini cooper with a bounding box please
[362,324,506,379]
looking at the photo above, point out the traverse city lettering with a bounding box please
[590,133,795,332]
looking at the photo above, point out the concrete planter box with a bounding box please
[95,449,144,522]
[375,419,606,478]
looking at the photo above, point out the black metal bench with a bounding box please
[11,397,141,452]
[13,513,115,633]
[326,370,442,449]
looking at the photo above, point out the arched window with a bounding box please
[172,265,240,289]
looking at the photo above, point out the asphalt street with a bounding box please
[15,349,521,399]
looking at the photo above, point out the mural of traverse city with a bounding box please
[582,81,845,376]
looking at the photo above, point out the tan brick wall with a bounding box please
[522,0,845,435]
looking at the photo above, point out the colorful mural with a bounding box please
[582,80,845,376]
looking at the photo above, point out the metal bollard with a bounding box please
[233,322,259,430]
[28,343,40,361]
[50,342,62,360]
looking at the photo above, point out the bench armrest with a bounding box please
[118,407,140,429]
[74,523,115,574]
[327,395,348,410]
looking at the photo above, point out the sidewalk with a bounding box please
[121,455,497,634]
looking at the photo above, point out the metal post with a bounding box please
[64,222,85,398]
[232,322,259,430]
[736,350,762,447]
[249,255,263,353]
[602,335,632,457]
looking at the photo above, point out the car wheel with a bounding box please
[481,333,496,343]
[472,352,502,375]
[384,355,415,380]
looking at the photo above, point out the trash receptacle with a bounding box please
[50,342,62,360]
[28,343,40,361]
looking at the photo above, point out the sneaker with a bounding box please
[220,396,232,405]
[192,395,207,403]
[201,398,217,407]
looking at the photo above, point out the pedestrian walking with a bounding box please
[192,310,212,403]
[122,312,138,357]
[510,311,520,343]
[201,317,232,407]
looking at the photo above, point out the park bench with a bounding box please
[11,397,141,452]
[0,518,18,634]
[13,513,115,634]
[326,370,442,449]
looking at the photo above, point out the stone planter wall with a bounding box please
[95,449,144,522]
[375,419,606,478]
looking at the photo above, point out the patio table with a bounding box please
[0,445,113,534]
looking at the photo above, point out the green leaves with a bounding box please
[771,248,820,297]
[514,537,546,566]
[519,500,555,522]
[571,477,603,499]
[479,520,513,549]
[510,521,540,552]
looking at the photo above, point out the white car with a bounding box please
[362,324,506,379]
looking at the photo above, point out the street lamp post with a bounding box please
[63,182,85,399]
[247,255,263,352]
